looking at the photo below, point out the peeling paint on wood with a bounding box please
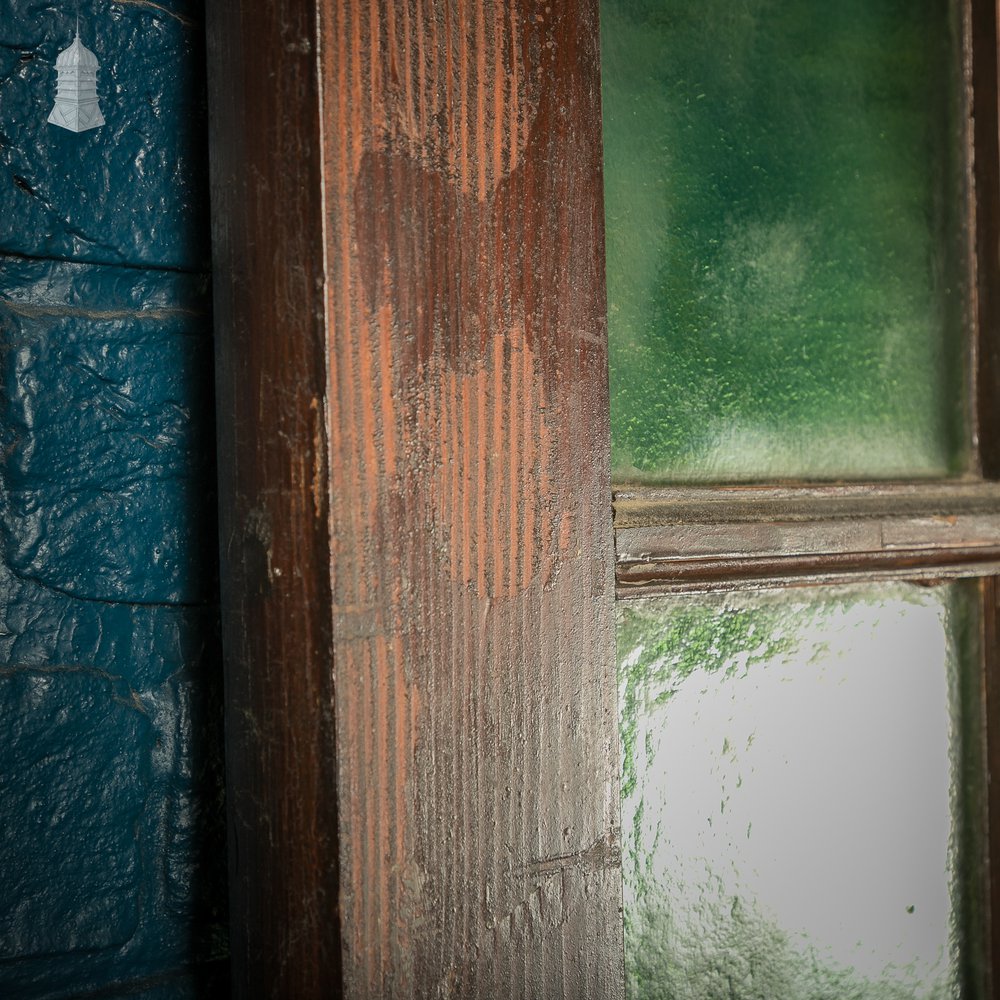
[208,0,622,996]
[318,2,620,996]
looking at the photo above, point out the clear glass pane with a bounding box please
[603,0,970,482]
[618,583,986,999]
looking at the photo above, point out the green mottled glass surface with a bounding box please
[603,0,970,482]
[618,583,986,999]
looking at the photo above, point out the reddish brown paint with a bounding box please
[318,3,620,995]
[969,0,1000,476]
[205,0,343,995]
[981,578,999,998]
[208,0,1000,993]
[208,0,621,996]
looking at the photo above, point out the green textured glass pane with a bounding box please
[603,0,970,482]
[618,583,986,999]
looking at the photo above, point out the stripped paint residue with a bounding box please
[318,1,620,996]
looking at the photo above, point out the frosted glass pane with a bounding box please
[603,0,970,482]
[618,583,985,999]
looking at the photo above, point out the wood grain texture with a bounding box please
[205,1,343,996]
[617,549,1000,597]
[982,577,1000,997]
[978,579,997,999]
[970,0,1000,476]
[316,2,621,996]
[617,530,1000,594]
[615,483,1000,593]
[613,482,1000,528]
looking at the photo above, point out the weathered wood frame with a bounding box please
[206,1,620,997]
[206,0,1000,995]
[205,0,343,992]
[615,482,1000,595]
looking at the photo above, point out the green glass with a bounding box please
[618,583,986,999]
[603,0,970,482]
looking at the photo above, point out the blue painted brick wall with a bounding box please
[0,0,211,270]
[0,0,227,995]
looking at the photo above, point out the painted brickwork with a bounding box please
[0,0,227,995]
